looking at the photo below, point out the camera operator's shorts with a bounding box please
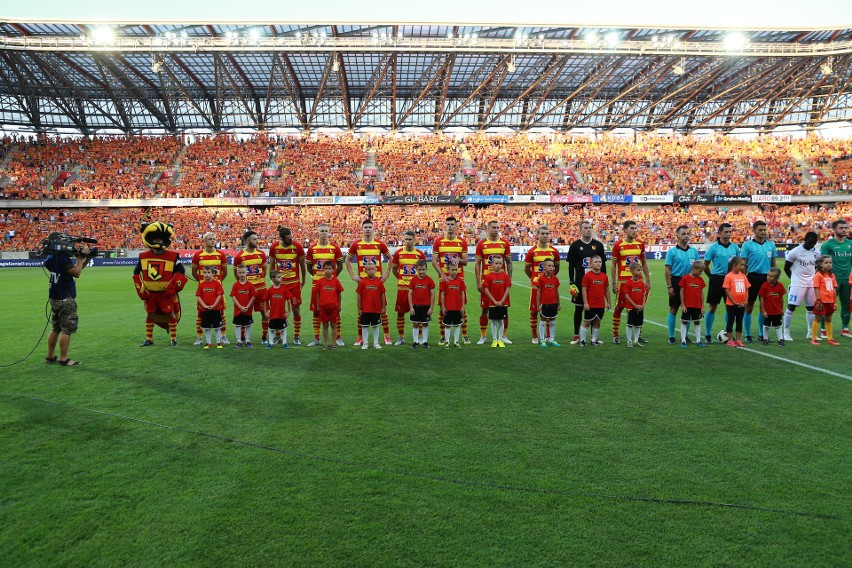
[50,298,78,334]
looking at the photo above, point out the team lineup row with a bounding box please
[148,215,852,350]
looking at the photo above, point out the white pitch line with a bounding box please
[510,278,852,382]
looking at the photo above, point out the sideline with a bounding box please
[510,279,852,382]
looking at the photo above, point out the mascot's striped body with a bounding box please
[133,222,188,346]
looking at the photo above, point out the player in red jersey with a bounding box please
[678,261,707,348]
[306,223,345,346]
[232,230,269,343]
[482,256,511,348]
[191,232,230,345]
[618,262,649,348]
[439,264,467,348]
[408,260,436,348]
[432,216,470,344]
[610,220,650,345]
[317,262,344,349]
[580,255,610,347]
[264,270,296,349]
[475,220,512,345]
[195,265,225,349]
[356,264,387,349]
[268,226,307,345]
[535,258,561,347]
[390,231,426,345]
[759,267,787,346]
[524,225,560,344]
[346,219,391,345]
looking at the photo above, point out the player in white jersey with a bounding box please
[783,231,820,341]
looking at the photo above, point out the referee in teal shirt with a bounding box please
[740,220,778,342]
[665,225,700,343]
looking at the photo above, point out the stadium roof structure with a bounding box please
[0,22,851,134]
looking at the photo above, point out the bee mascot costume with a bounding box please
[133,222,188,346]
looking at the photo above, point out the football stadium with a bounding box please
[1,1,851,565]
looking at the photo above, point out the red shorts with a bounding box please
[318,306,340,324]
[814,302,835,316]
[285,282,302,306]
[395,289,411,313]
[479,291,490,310]
[528,287,539,311]
[254,288,268,314]
[144,293,176,315]
[309,282,319,312]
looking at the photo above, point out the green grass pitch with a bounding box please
[0,261,849,566]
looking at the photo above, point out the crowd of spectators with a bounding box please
[2,132,852,201]
[168,134,272,198]
[261,134,365,197]
[3,202,851,253]
[65,136,181,199]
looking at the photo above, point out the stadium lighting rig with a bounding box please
[1,28,850,57]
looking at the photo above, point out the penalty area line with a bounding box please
[510,279,852,382]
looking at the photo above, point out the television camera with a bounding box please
[37,232,99,258]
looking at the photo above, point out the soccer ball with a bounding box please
[569,284,579,298]
[717,330,729,343]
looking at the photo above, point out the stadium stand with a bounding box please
[2,133,852,201]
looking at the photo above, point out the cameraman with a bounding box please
[44,241,92,366]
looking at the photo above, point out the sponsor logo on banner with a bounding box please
[462,167,477,176]
[632,195,673,203]
[262,169,280,177]
[291,196,335,205]
[549,195,593,204]
[248,197,292,206]
[507,195,551,203]
[752,194,792,203]
[362,168,378,176]
[713,195,751,204]
[384,195,465,204]
[676,194,710,204]
[465,195,509,204]
[602,194,633,203]
[335,196,380,205]
[335,196,367,205]
[202,197,249,206]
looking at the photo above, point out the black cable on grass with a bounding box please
[7,393,843,521]
[0,300,51,368]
